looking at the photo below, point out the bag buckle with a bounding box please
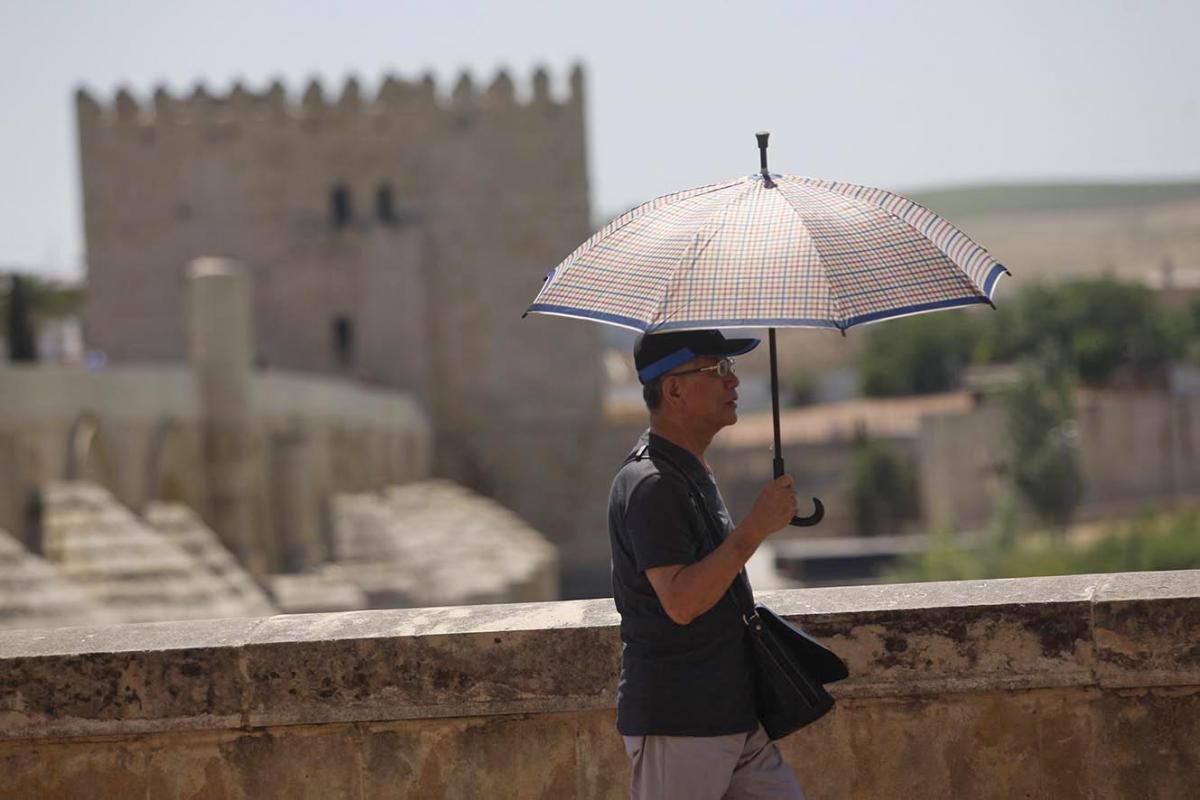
[742,610,761,627]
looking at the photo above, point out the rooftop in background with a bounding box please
[716,392,976,448]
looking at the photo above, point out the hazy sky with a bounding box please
[2,0,1197,279]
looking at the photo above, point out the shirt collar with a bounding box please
[646,430,712,485]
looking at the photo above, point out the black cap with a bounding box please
[634,329,760,384]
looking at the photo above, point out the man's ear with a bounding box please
[662,375,685,408]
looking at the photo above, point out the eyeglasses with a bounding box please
[667,357,737,379]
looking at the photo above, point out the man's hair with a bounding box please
[643,377,664,412]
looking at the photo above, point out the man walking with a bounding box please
[609,329,806,800]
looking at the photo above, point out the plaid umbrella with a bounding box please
[526,133,1010,526]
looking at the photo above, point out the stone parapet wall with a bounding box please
[1,570,1197,798]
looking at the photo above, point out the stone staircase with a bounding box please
[326,479,559,608]
[143,501,276,616]
[0,527,118,630]
[38,482,277,623]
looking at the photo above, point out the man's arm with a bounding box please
[645,475,797,626]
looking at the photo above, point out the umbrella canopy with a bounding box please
[527,172,1008,333]
[525,133,1010,528]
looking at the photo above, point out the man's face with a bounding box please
[664,356,741,431]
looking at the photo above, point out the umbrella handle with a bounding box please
[774,455,825,527]
[769,327,823,527]
[791,498,825,528]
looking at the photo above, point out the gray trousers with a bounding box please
[623,726,805,800]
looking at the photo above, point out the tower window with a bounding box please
[331,185,352,227]
[377,184,396,223]
[333,316,354,367]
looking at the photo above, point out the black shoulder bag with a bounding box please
[628,443,849,740]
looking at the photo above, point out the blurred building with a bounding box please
[73,67,619,595]
[0,262,559,628]
[706,384,1200,585]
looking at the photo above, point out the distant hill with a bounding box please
[906,181,1200,220]
[598,180,1200,230]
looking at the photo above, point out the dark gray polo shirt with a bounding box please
[608,430,757,737]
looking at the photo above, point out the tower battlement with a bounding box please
[76,64,584,129]
[80,61,601,583]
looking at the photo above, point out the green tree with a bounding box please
[1002,359,1085,530]
[858,278,1190,399]
[786,367,817,406]
[886,527,982,582]
[850,437,920,536]
[1067,509,1200,573]
[859,311,983,397]
[887,506,1200,583]
[5,274,37,362]
[976,280,1183,385]
[1,273,82,361]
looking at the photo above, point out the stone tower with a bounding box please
[77,67,607,591]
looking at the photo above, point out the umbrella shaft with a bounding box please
[769,328,785,479]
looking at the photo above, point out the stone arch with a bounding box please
[64,412,118,491]
[145,417,198,508]
[376,183,396,223]
[388,432,408,484]
[330,184,352,226]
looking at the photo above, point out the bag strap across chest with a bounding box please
[624,442,758,622]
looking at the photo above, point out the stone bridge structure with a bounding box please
[1,569,1196,798]
[0,260,431,578]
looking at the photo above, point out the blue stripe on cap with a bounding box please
[637,347,698,384]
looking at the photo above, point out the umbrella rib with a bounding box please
[790,177,1005,296]
[770,184,852,330]
[654,181,752,329]
[561,179,745,277]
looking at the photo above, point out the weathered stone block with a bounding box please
[0,651,147,738]
[1093,570,1200,688]
[140,645,245,729]
[42,739,147,799]
[0,742,47,798]
[1090,689,1200,800]
[779,690,1093,799]
[775,697,855,799]
[362,713,578,799]
[1031,689,1093,800]
[0,617,261,739]
[216,727,362,800]
[572,709,628,800]
[871,693,1042,799]
[144,732,239,800]
[242,615,620,726]
[761,575,1098,698]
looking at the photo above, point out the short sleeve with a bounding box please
[621,473,704,573]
